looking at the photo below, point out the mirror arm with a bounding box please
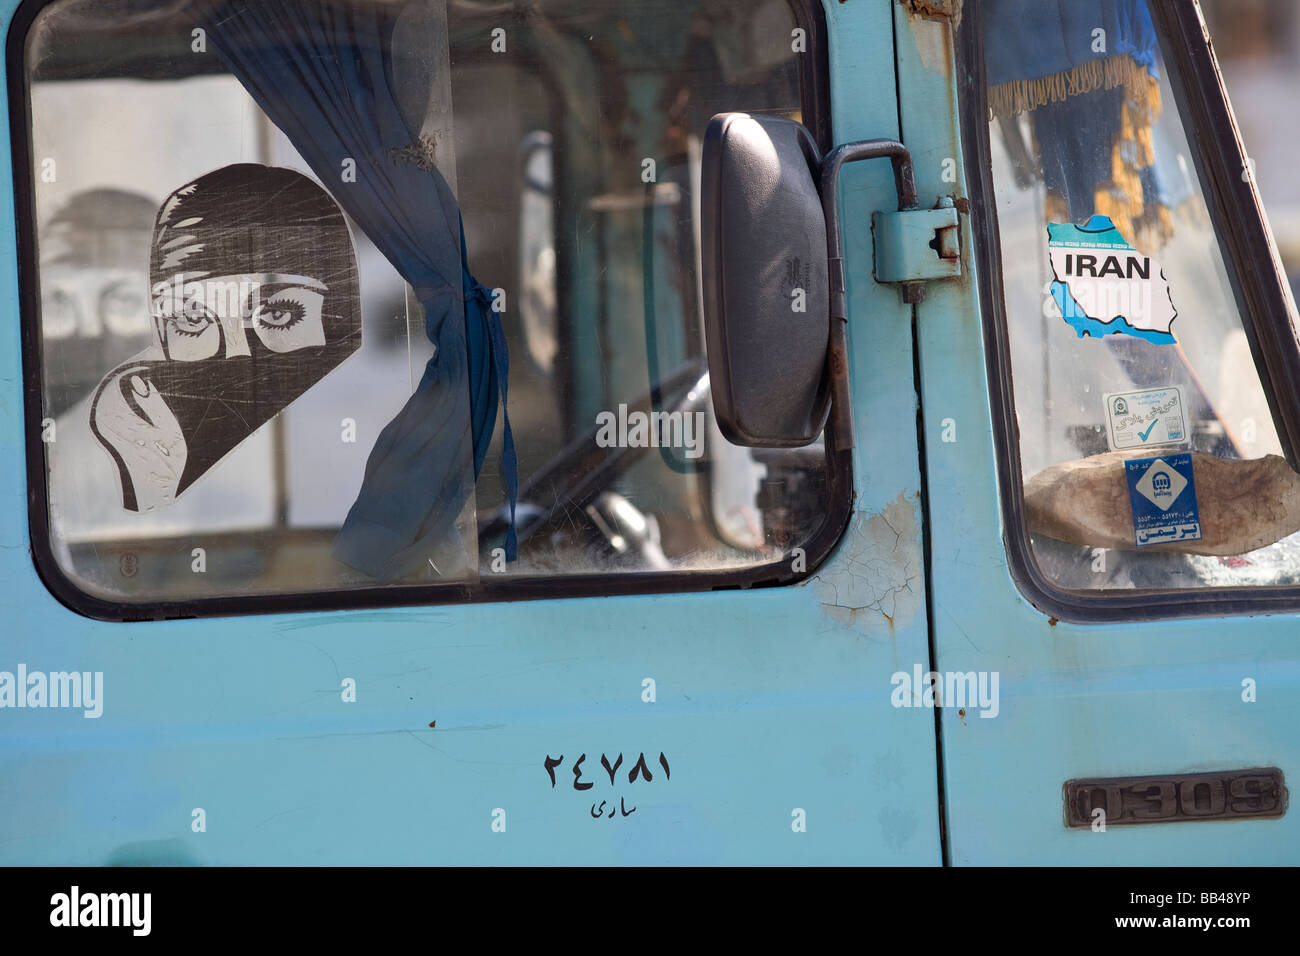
[819,139,917,451]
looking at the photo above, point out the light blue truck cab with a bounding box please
[0,0,1295,865]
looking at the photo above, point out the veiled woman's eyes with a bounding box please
[253,299,307,332]
[167,304,218,337]
[248,287,325,353]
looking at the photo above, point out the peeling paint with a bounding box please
[813,492,923,635]
[902,3,954,78]
[900,0,963,29]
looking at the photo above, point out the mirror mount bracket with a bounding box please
[819,139,920,451]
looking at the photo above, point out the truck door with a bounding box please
[911,0,1298,861]
[2,0,941,864]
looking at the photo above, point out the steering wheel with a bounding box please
[477,359,709,557]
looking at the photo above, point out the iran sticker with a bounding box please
[1047,215,1177,345]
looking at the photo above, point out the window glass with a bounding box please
[24,0,842,611]
[978,0,1300,591]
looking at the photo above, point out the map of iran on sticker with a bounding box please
[1047,215,1177,345]
[1104,386,1188,452]
[1125,454,1202,547]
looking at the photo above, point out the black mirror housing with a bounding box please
[701,112,831,448]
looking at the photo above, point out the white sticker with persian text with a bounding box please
[1104,386,1187,452]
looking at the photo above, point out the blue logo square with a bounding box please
[1125,454,1202,547]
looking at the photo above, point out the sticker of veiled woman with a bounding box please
[89,164,362,512]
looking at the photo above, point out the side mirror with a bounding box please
[701,113,830,448]
[701,112,920,451]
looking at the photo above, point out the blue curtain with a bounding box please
[198,0,518,579]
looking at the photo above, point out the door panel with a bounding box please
[0,0,940,865]
[906,0,1300,863]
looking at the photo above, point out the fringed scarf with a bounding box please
[983,0,1170,250]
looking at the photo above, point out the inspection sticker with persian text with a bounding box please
[1104,386,1187,451]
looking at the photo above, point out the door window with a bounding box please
[18,0,848,617]
[974,0,1300,595]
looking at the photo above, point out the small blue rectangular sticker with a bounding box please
[1125,454,1202,547]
